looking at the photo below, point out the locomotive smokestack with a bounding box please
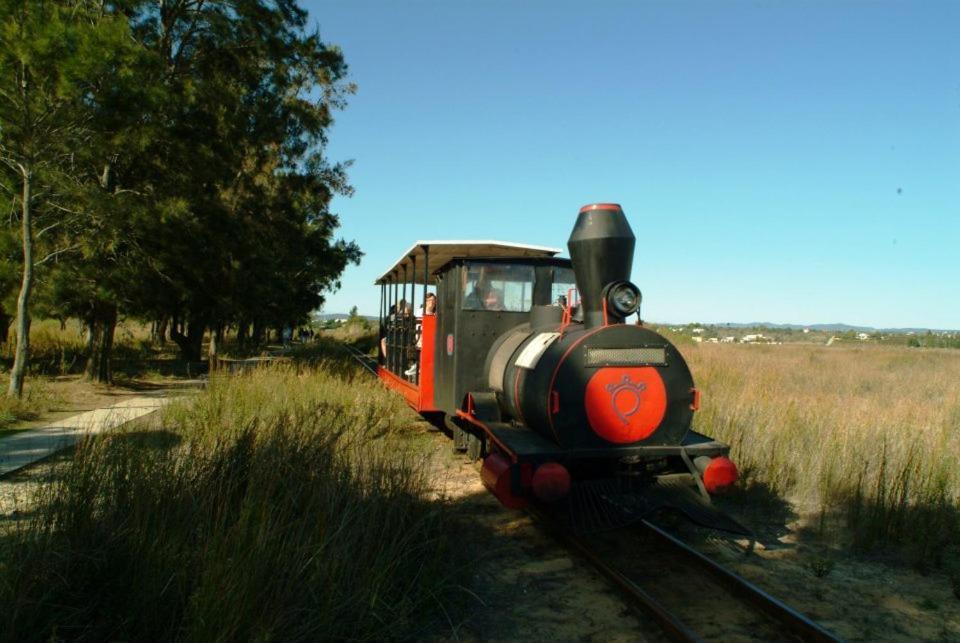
[568,203,637,328]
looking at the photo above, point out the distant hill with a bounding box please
[661,321,958,334]
[313,313,378,322]
[710,322,870,332]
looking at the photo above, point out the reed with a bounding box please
[687,342,960,562]
[0,348,461,641]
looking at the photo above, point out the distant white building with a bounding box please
[856,332,869,341]
[802,328,810,334]
[740,334,765,343]
[707,337,719,343]
[692,328,705,335]
[692,336,703,343]
[721,336,736,343]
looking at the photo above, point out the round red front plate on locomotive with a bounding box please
[583,366,667,443]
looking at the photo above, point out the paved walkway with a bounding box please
[0,395,173,477]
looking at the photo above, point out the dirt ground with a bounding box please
[421,421,665,642]
[0,451,71,523]
[670,502,960,642]
[0,374,200,437]
[417,419,960,642]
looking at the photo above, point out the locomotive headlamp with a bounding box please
[604,281,641,317]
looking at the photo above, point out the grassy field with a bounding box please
[0,341,464,642]
[2,320,958,638]
[686,342,960,567]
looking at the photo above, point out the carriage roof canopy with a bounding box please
[375,240,562,285]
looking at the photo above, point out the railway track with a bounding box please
[342,343,378,376]
[534,506,842,642]
[342,343,840,642]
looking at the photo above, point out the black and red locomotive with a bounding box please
[377,203,739,522]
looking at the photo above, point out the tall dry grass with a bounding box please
[320,320,378,353]
[0,378,57,430]
[1,318,164,376]
[687,342,960,562]
[0,348,462,641]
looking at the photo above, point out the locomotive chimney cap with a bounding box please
[579,203,623,214]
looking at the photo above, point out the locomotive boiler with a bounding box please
[376,203,740,527]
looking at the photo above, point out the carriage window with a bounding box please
[552,267,577,307]
[462,263,534,312]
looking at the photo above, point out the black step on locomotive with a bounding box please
[376,203,743,531]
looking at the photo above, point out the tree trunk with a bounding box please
[207,324,222,372]
[8,168,33,398]
[83,317,101,379]
[84,303,117,384]
[155,318,168,344]
[190,320,204,360]
[237,320,248,349]
[0,307,10,344]
[97,307,117,383]
[170,324,190,360]
[170,315,205,362]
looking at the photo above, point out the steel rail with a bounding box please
[637,519,841,642]
[343,344,378,376]
[533,506,842,643]
[533,507,700,642]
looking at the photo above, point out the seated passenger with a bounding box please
[406,294,436,380]
[416,292,437,318]
[484,288,505,311]
[380,303,396,358]
[463,285,484,309]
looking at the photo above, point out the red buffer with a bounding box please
[481,452,528,509]
[531,462,571,502]
[702,456,739,494]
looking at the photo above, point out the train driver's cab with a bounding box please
[375,241,575,416]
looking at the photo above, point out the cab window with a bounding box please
[462,263,534,312]
[551,266,577,307]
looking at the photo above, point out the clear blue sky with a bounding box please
[307,0,959,329]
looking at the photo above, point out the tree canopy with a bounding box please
[0,0,359,387]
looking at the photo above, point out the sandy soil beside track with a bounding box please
[0,451,71,529]
[423,422,665,642]
[672,505,960,642]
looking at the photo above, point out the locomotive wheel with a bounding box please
[466,432,485,462]
[447,417,484,460]
[453,427,470,453]
[447,417,469,453]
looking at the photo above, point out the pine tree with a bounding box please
[0,0,138,394]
